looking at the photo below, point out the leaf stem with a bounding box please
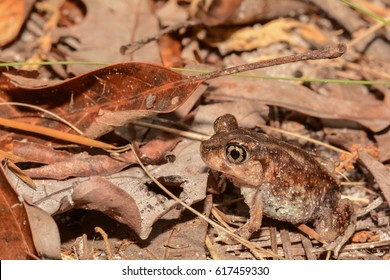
[193,44,346,81]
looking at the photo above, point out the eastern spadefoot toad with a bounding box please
[200,114,354,255]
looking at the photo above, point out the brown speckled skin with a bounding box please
[200,114,353,242]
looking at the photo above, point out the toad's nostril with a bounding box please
[200,143,213,154]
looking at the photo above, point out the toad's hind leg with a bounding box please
[314,198,355,257]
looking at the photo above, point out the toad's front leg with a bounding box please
[237,187,264,239]
[216,187,263,244]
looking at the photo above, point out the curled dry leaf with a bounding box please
[12,140,75,164]
[57,176,143,237]
[23,153,130,180]
[13,135,180,179]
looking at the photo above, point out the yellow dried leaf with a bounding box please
[212,18,329,54]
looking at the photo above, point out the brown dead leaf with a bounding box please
[206,75,390,132]
[375,131,390,162]
[310,0,366,34]
[12,141,74,164]
[194,0,311,26]
[0,160,36,259]
[24,153,131,180]
[129,196,212,260]
[0,68,40,146]
[57,176,143,237]
[156,0,189,27]
[2,62,206,139]
[193,0,242,26]
[0,66,40,91]
[358,149,390,205]
[53,0,161,74]
[13,135,180,179]
[0,0,34,46]
[23,201,61,259]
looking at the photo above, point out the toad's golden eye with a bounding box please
[225,142,250,164]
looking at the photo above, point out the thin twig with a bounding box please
[120,19,201,55]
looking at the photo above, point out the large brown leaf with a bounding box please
[3,62,205,139]
[0,160,36,259]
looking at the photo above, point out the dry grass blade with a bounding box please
[205,235,220,260]
[0,117,116,150]
[257,123,352,155]
[0,150,25,162]
[132,120,209,141]
[295,224,327,245]
[7,161,37,189]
